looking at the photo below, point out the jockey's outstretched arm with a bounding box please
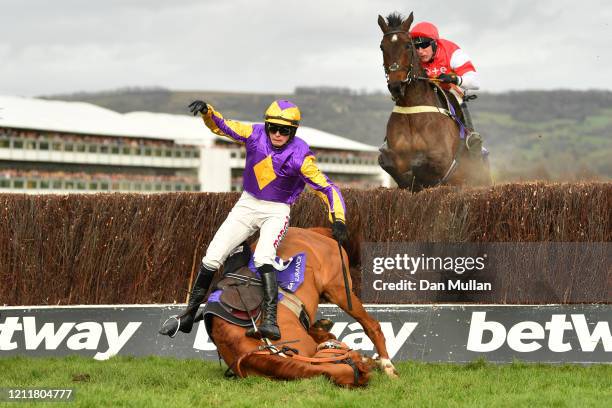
[299,154,346,223]
[200,104,253,145]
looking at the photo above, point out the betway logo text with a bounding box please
[194,321,417,359]
[467,312,611,352]
[0,316,141,360]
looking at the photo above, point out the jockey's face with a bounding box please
[416,44,434,63]
[267,124,292,147]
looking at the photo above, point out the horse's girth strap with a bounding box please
[279,288,304,320]
[392,105,450,116]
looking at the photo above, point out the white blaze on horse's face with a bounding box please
[391,34,398,43]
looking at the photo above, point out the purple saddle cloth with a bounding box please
[207,253,307,304]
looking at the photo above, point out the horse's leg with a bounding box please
[378,148,414,189]
[242,352,370,387]
[212,318,369,387]
[323,283,399,378]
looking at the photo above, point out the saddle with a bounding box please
[217,267,263,314]
[199,242,311,343]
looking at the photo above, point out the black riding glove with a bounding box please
[331,220,348,245]
[437,73,460,85]
[188,100,209,116]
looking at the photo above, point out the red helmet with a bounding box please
[410,22,439,41]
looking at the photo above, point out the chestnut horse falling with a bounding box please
[164,227,398,387]
[377,12,492,191]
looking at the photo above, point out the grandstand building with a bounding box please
[0,96,386,193]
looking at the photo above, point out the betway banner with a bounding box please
[0,305,610,363]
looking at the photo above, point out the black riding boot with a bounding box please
[246,264,281,340]
[159,263,215,337]
[461,102,483,155]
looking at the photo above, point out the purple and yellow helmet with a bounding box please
[264,100,301,127]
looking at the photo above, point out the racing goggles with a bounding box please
[413,38,434,49]
[267,124,293,136]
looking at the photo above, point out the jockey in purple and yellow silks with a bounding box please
[159,99,348,341]
[202,100,346,214]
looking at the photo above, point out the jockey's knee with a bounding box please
[253,241,278,268]
[201,256,221,271]
[253,256,274,269]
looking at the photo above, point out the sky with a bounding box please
[1,0,611,97]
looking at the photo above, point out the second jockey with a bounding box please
[410,21,483,153]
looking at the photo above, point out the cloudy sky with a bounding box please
[1,0,611,97]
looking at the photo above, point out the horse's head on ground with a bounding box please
[378,12,421,101]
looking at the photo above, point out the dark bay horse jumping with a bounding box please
[378,12,492,191]
[198,227,398,386]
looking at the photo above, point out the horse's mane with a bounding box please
[386,12,404,30]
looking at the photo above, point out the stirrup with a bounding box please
[159,315,181,338]
[465,132,483,152]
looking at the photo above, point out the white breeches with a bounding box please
[202,191,290,270]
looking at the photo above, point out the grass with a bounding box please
[1,356,610,408]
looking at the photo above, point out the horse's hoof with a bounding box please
[313,318,334,332]
[378,358,400,378]
[385,366,400,378]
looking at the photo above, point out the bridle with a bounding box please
[381,30,421,91]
